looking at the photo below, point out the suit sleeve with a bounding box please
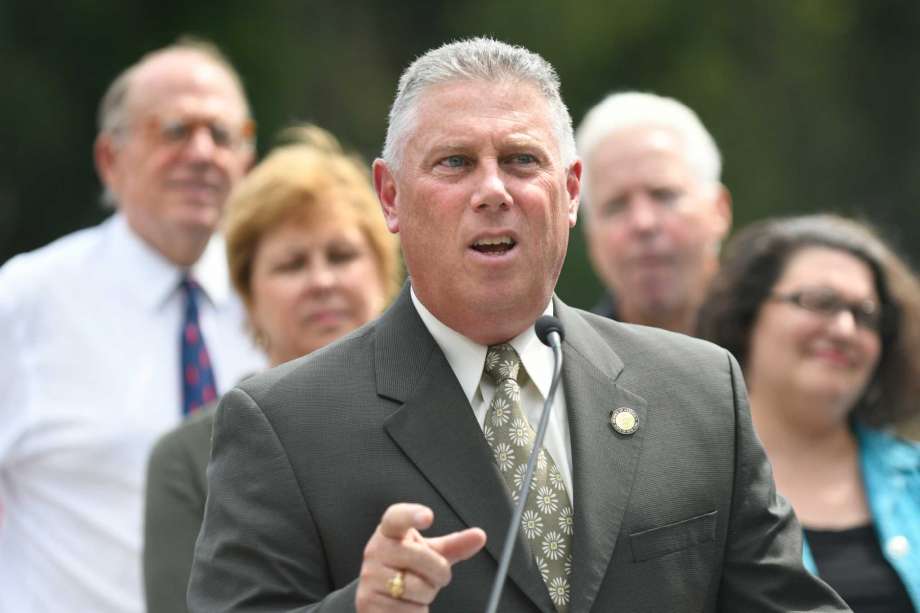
[187,387,359,612]
[144,422,208,613]
[717,351,851,612]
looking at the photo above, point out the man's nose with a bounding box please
[183,126,218,159]
[626,196,661,233]
[471,160,512,210]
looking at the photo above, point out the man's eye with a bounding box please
[650,188,679,205]
[208,124,232,147]
[440,155,468,168]
[598,198,627,217]
[161,121,191,142]
[507,153,537,165]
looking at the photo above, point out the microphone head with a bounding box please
[535,315,565,346]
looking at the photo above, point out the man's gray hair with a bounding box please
[575,91,722,206]
[382,37,576,171]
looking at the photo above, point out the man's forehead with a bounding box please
[127,51,246,117]
[590,125,691,173]
[600,124,683,155]
[417,78,545,111]
[409,80,556,145]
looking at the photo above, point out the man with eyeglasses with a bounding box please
[0,39,264,613]
[575,92,732,335]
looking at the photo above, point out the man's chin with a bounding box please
[620,288,683,319]
[172,203,222,232]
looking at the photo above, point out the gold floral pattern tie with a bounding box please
[483,343,572,611]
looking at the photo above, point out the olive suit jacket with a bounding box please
[188,287,849,612]
[144,404,216,613]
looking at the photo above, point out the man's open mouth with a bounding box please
[471,236,516,255]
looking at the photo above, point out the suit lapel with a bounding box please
[556,300,647,613]
[377,287,556,613]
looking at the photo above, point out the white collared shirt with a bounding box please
[411,289,574,500]
[0,213,266,613]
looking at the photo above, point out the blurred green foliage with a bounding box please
[2,0,919,308]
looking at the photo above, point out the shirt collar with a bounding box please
[410,287,556,403]
[106,212,232,311]
[190,232,232,307]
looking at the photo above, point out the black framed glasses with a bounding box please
[770,287,883,331]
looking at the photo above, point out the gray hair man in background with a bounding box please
[0,39,264,612]
[576,92,731,334]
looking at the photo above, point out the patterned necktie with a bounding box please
[483,343,573,612]
[179,277,217,415]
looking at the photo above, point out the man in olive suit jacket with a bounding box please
[188,38,849,613]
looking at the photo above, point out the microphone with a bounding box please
[484,316,565,613]
[535,315,565,349]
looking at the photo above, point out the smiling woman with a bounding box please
[698,214,920,612]
[142,124,402,613]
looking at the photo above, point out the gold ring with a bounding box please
[386,570,406,599]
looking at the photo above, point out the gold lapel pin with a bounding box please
[610,407,638,435]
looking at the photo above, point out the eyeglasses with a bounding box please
[770,287,883,331]
[141,115,255,151]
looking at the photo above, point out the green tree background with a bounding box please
[3,1,919,308]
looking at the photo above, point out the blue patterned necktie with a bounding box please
[179,276,217,415]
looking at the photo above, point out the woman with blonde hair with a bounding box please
[143,125,400,613]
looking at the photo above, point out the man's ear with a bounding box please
[241,147,256,173]
[566,159,582,228]
[94,133,119,191]
[711,184,732,240]
[374,159,400,234]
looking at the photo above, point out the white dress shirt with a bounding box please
[410,289,573,499]
[0,213,265,613]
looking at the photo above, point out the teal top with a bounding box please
[802,424,920,610]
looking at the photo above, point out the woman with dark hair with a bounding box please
[699,214,920,612]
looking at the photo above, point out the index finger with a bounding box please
[378,503,434,540]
